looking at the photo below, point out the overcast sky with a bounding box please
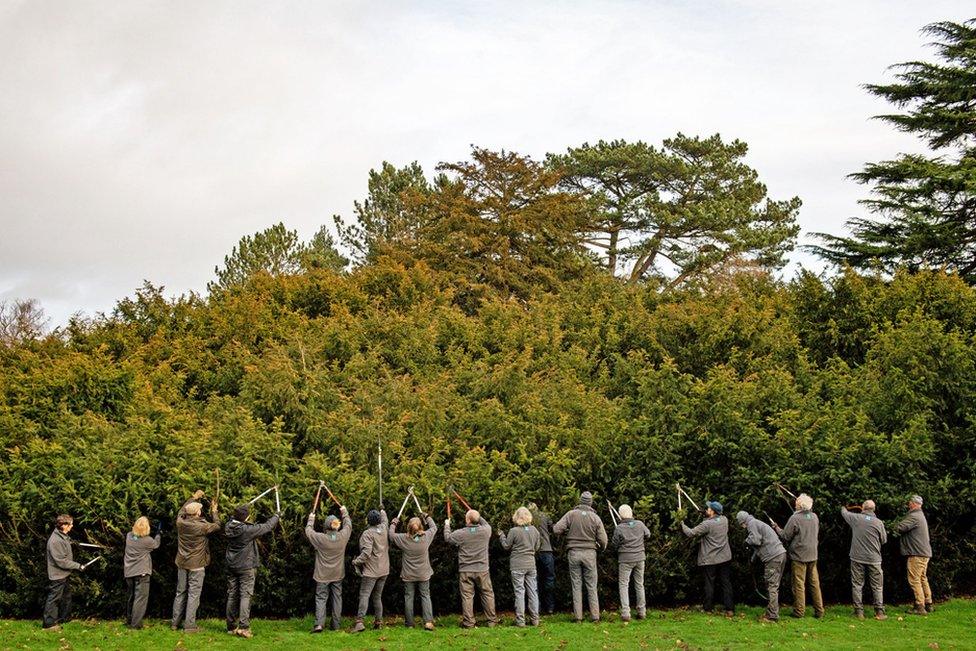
[1,1,972,326]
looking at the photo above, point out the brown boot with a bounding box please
[874,610,888,621]
[907,604,927,616]
[352,619,366,633]
[424,622,435,631]
[925,602,934,613]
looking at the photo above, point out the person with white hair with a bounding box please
[772,493,824,618]
[841,500,888,620]
[445,509,497,628]
[172,489,221,633]
[553,491,609,623]
[498,507,542,626]
[611,504,651,622]
[892,495,932,615]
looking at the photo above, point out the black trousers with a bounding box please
[42,578,71,628]
[702,561,734,612]
[537,552,556,614]
[125,575,151,628]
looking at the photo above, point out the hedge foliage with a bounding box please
[2,262,975,618]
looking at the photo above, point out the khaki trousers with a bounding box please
[906,556,932,607]
[458,571,497,628]
[790,560,824,617]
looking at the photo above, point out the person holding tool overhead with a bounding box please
[305,482,351,633]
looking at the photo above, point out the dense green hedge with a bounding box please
[2,263,975,618]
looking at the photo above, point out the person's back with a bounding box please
[553,492,607,622]
[611,506,651,622]
[554,505,608,551]
[445,510,497,628]
[682,515,732,566]
[175,502,220,570]
[390,516,437,581]
[306,510,353,583]
[842,507,886,564]
[445,517,492,572]
[224,514,279,571]
[779,509,819,562]
[612,518,650,562]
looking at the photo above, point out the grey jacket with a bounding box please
[353,510,390,578]
[224,515,279,572]
[499,525,541,571]
[681,515,732,566]
[389,516,437,581]
[553,505,608,551]
[123,531,161,578]
[774,509,819,562]
[740,514,786,563]
[535,511,554,553]
[841,507,887,564]
[893,509,931,558]
[47,529,82,580]
[445,517,492,573]
[305,509,352,583]
[612,518,651,562]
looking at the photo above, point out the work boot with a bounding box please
[925,602,934,613]
[620,614,631,623]
[352,619,366,633]
[636,610,646,620]
[814,610,825,619]
[907,604,927,616]
[874,609,887,621]
[530,618,539,627]
[724,610,734,618]
[758,615,778,623]
[373,618,383,630]
[424,622,435,631]
[853,609,864,620]
[236,628,253,639]
[311,625,323,634]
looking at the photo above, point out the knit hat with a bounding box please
[735,510,749,524]
[234,504,250,522]
[580,491,593,506]
[367,509,381,526]
[706,501,723,514]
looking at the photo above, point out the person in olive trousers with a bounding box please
[445,509,497,628]
[224,504,280,638]
[43,514,85,631]
[305,506,352,632]
[172,490,221,633]
[772,493,824,619]
[389,513,438,630]
[680,501,734,616]
[892,495,933,615]
[499,507,542,627]
[352,508,389,632]
[123,516,161,629]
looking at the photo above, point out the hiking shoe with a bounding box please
[636,611,646,620]
[236,628,253,639]
[424,622,435,631]
[352,620,366,633]
[311,626,323,633]
[759,615,779,623]
[620,615,631,623]
[42,625,61,632]
[925,603,934,613]
[724,611,734,618]
[814,611,825,619]
[874,611,888,621]
[907,605,927,616]
[853,610,865,620]
[373,619,383,630]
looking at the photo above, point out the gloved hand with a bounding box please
[340,505,348,514]
[444,519,450,528]
[391,517,399,527]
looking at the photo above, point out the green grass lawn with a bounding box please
[3,600,974,650]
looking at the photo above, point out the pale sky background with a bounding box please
[1,1,972,326]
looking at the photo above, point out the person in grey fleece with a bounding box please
[553,491,608,623]
[445,509,498,628]
[43,514,85,630]
[611,504,651,622]
[771,493,823,618]
[892,495,933,615]
[528,503,556,615]
[841,500,888,620]
[389,513,437,630]
[352,508,389,632]
[305,505,352,632]
[680,501,734,615]
[736,511,787,622]
[123,516,161,629]
[224,503,281,638]
[499,506,542,626]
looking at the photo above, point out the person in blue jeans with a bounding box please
[529,503,556,614]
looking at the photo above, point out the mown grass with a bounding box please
[2,600,974,650]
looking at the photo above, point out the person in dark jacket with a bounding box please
[736,511,787,622]
[123,516,161,629]
[772,493,823,619]
[499,507,542,627]
[445,509,497,628]
[43,514,84,631]
[224,504,280,638]
[892,495,933,615]
[680,501,734,616]
[612,504,651,622]
[389,513,437,630]
[842,501,888,620]
[172,490,221,633]
[553,491,608,623]
[305,506,352,632]
[528,502,556,615]
[352,508,389,632]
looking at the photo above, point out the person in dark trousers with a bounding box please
[305,506,352,632]
[680,501,734,616]
[528,502,556,615]
[736,511,787,622]
[892,495,933,615]
[224,504,280,638]
[612,504,651,622]
[43,514,84,631]
[445,509,498,628]
[553,491,609,623]
[389,513,437,630]
[772,493,824,619]
[351,508,389,632]
[842,500,888,620]
[499,507,542,627]
[123,516,161,629]
[172,490,221,633]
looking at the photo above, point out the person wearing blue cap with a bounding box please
[680,501,734,616]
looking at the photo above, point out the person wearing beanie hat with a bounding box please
[771,493,824,619]
[224,502,280,638]
[611,504,651,622]
[389,511,438,630]
[553,491,608,622]
[172,489,221,634]
[841,500,887,620]
[892,495,933,615]
[679,501,734,616]
[351,506,389,632]
[305,504,352,632]
[736,511,786,622]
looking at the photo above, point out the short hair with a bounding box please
[513,507,532,526]
[796,493,813,511]
[55,514,73,529]
[184,502,202,516]
[407,516,423,536]
[910,495,924,506]
[465,509,480,525]
[862,499,876,512]
[132,516,150,537]
[618,504,633,519]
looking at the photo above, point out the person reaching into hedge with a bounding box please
[771,493,824,619]
[842,500,888,620]
[351,508,389,632]
[498,506,542,627]
[123,516,161,629]
[892,495,932,615]
[445,509,498,628]
[224,503,280,638]
[528,502,556,615]
[679,501,734,617]
[389,512,437,630]
[42,514,84,631]
[305,505,352,633]
[736,510,787,622]
[172,490,221,634]
[553,491,608,623]
[611,504,651,622]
